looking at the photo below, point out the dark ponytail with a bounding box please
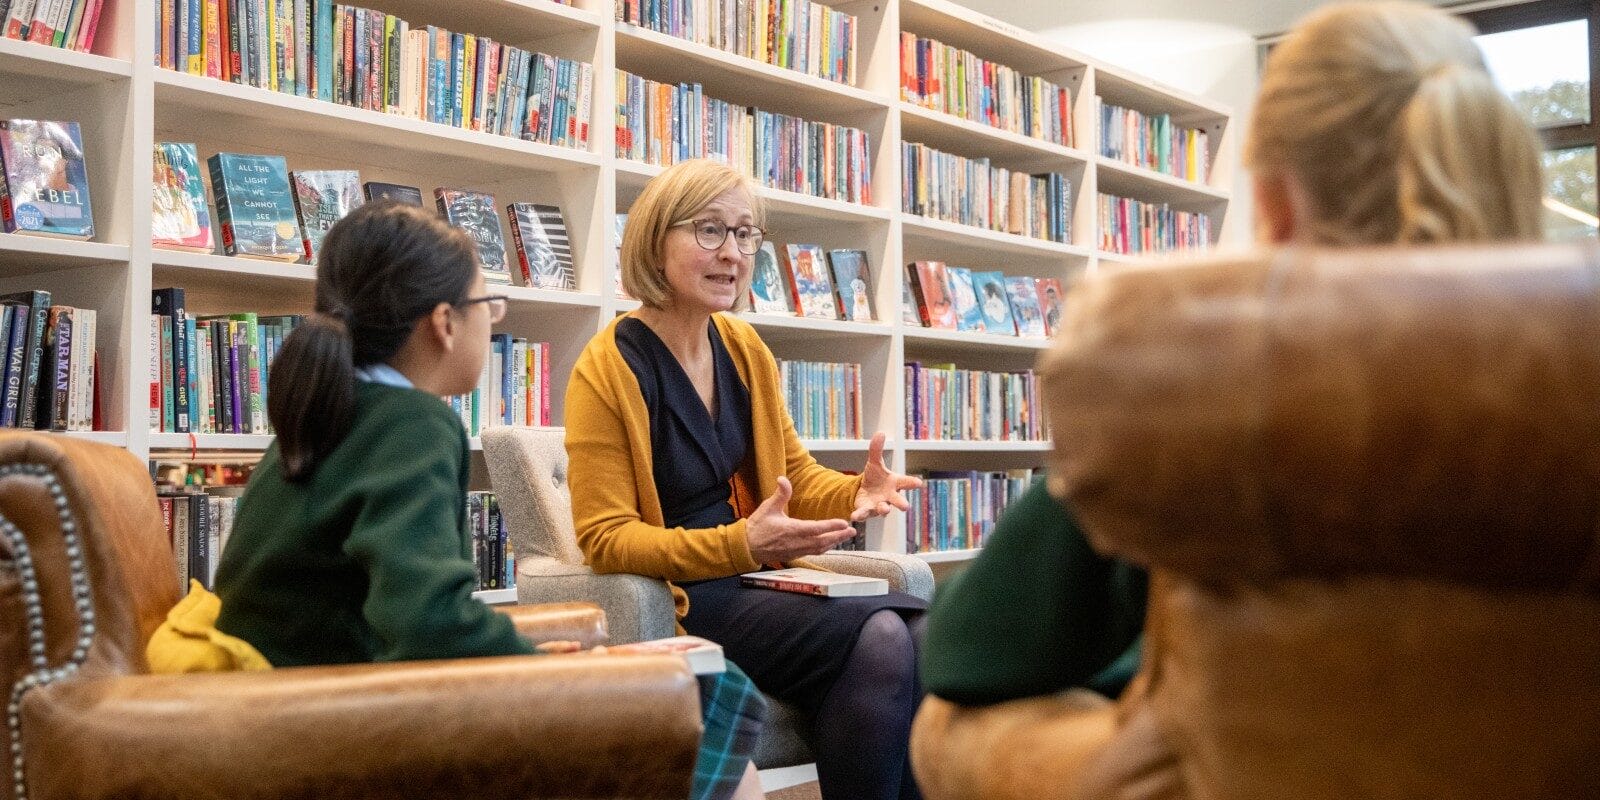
[270,201,478,481]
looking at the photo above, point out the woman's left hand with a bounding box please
[852,432,923,522]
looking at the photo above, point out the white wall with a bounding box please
[1042,20,1260,248]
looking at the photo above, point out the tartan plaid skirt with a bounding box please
[692,662,767,800]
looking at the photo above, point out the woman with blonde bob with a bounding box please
[923,0,1545,710]
[567,158,928,800]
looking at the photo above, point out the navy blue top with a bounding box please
[615,316,754,530]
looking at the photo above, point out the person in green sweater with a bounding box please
[213,201,767,800]
[923,0,1547,707]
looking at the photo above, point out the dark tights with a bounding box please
[811,610,927,800]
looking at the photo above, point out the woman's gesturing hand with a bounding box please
[746,477,859,564]
[852,432,922,522]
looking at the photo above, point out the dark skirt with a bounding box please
[681,575,928,711]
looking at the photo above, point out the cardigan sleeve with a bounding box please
[566,344,763,582]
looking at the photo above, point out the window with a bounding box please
[1466,0,1598,239]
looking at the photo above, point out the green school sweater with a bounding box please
[215,382,533,667]
[921,477,1147,705]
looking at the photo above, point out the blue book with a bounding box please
[0,121,94,239]
[971,271,1015,335]
[0,305,18,427]
[314,0,333,102]
[207,152,302,261]
[945,266,985,332]
[450,32,465,128]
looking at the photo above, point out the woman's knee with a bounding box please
[850,611,917,682]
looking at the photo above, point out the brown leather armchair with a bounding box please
[912,243,1600,800]
[1,432,703,800]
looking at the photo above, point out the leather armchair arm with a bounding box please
[517,556,677,644]
[21,654,701,800]
[499,601,609,647]
[910,692,1117,800]
[805,551,936,601]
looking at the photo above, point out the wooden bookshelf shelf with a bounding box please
[0,235,129,275]
[150,433,276,451]
[370,0,604,44]
[743,312,894,339]
[913,547,982,563]
[1093,62,1231,124]
[0,37,131,87]
[898,0,1089,78]
[899,103,1090,172]
[901,325,1052,354]
[801,438,878,452]
[502,286,606,309]
[57,430,130,447]
[902,439,1051,453]
[472,586,519,605]
[616,160,893,225]
[901,215,1093,261]
[1095,156,1230,207]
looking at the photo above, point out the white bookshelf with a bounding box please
[0,0,1231,562]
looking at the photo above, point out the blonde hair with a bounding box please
[621,159,766,310]
[1247,1,1544,245]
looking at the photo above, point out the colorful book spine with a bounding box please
[899,32,1073,147]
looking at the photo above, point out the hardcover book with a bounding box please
[151,143,213,253]
[207,153,302,261]
[783,243,837,320]
[435,188,511,285]
[506,202,574,290]
[362,181,423,206]
[0,120,93,239]
[291,169,364,263]
[1005,276,1046,338]
[747,241,791,314]
[0,290,51,430]
[1035,277,1065,336]
[971,271,1016,335]
[827,249,874,322]
[740,568,888,597]
[907,261,956,330]
[946,266,984,332]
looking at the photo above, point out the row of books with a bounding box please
[0,120,94,239]
[616,0,857,86]
[616,71,874,205]
[0,0,103,51]
[1097,100,1211,183]
[902,142,1072,243]
[157,0,594,148]
[452,334,554,435]
[777,358,862,440]
[898,32,1073,147]
[467,491,516,593]
[905,261,1064,338]
[1099,193,1211,256]
[157,487,241,590]
[904,468,1034,553]
[156,143,576,290]
[0,291,96,432]
[150,288,295,435]
[749,243,873,322]
[904,362,1043,442]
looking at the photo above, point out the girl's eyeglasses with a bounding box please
[671,218,766,255]
[458,295,508,323]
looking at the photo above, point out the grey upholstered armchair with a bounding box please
[482,425,935,769]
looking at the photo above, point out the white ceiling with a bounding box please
[950,0,1449,38]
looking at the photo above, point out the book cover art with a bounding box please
[362,181,423,206]
[740,567,888,597]
[0,290,51,430]
[0,120,94,239]
[783,244,837,320]
[900,279,920,326]
[613,212,630,299]
[971,271,1015,335]
[435,188,511,285]
[506,202,575,290]
[1005,276,1046,338]
[1035,277,1065,336]
[747,241,791,314]
[907,261,956,329]
[946,266,984,332]
[291,169,363,263]
[207,153,301,261]
[827,249,874,322]
[151,143,213,253]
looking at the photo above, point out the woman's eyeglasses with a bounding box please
[458,294,508,323]
[672,218,766,255]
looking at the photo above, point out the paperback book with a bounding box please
[1005,276,1046,338]
[151,143,213,253]
[596,635,726,675]
[907,261,956,330]
[827,249,873,322]
[291,169,364,263]
[362,181,424,206]
[1036,277,1065,336]
[783,244,836,320]
[747,241,791,314]
[207,153,302,261]
[506,202,575,290]
[971,271,1015,335]
[0,120,93,239]
[436,188,511,285]
[946,266,984,332]
[741,568,888,597]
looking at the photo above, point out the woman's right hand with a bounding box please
[746,477,859,564]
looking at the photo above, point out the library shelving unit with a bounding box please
[0,0,1231,566]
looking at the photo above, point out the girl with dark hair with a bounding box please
[213,201,767,800]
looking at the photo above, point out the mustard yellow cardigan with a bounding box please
[565,313,863,619]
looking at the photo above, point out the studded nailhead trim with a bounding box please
[3,463,94,800]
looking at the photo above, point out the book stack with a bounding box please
[467,491,516,593]
[616,71,874,205]
[617,0,858,86]
[777,358,862,440]
[1099,193,1211,256]
[905,261,1063,337]
[0,0,105,52]
[0,290,96,432]
[899,33,1073,147]
[0,120,95,240]
[156,2,595,150]
[459,334,553,435]
[1097,100,1211,182]
[901,142,1071,242]
[156,488,242,590]
[904,361,1043,442]
[904,468,1034,553]
[150,288,300,435]
[748,243,876,321]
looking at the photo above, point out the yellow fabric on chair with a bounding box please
[146,579,272,673]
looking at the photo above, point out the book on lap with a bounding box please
[597,635,725,675]
[740,568,888,597]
